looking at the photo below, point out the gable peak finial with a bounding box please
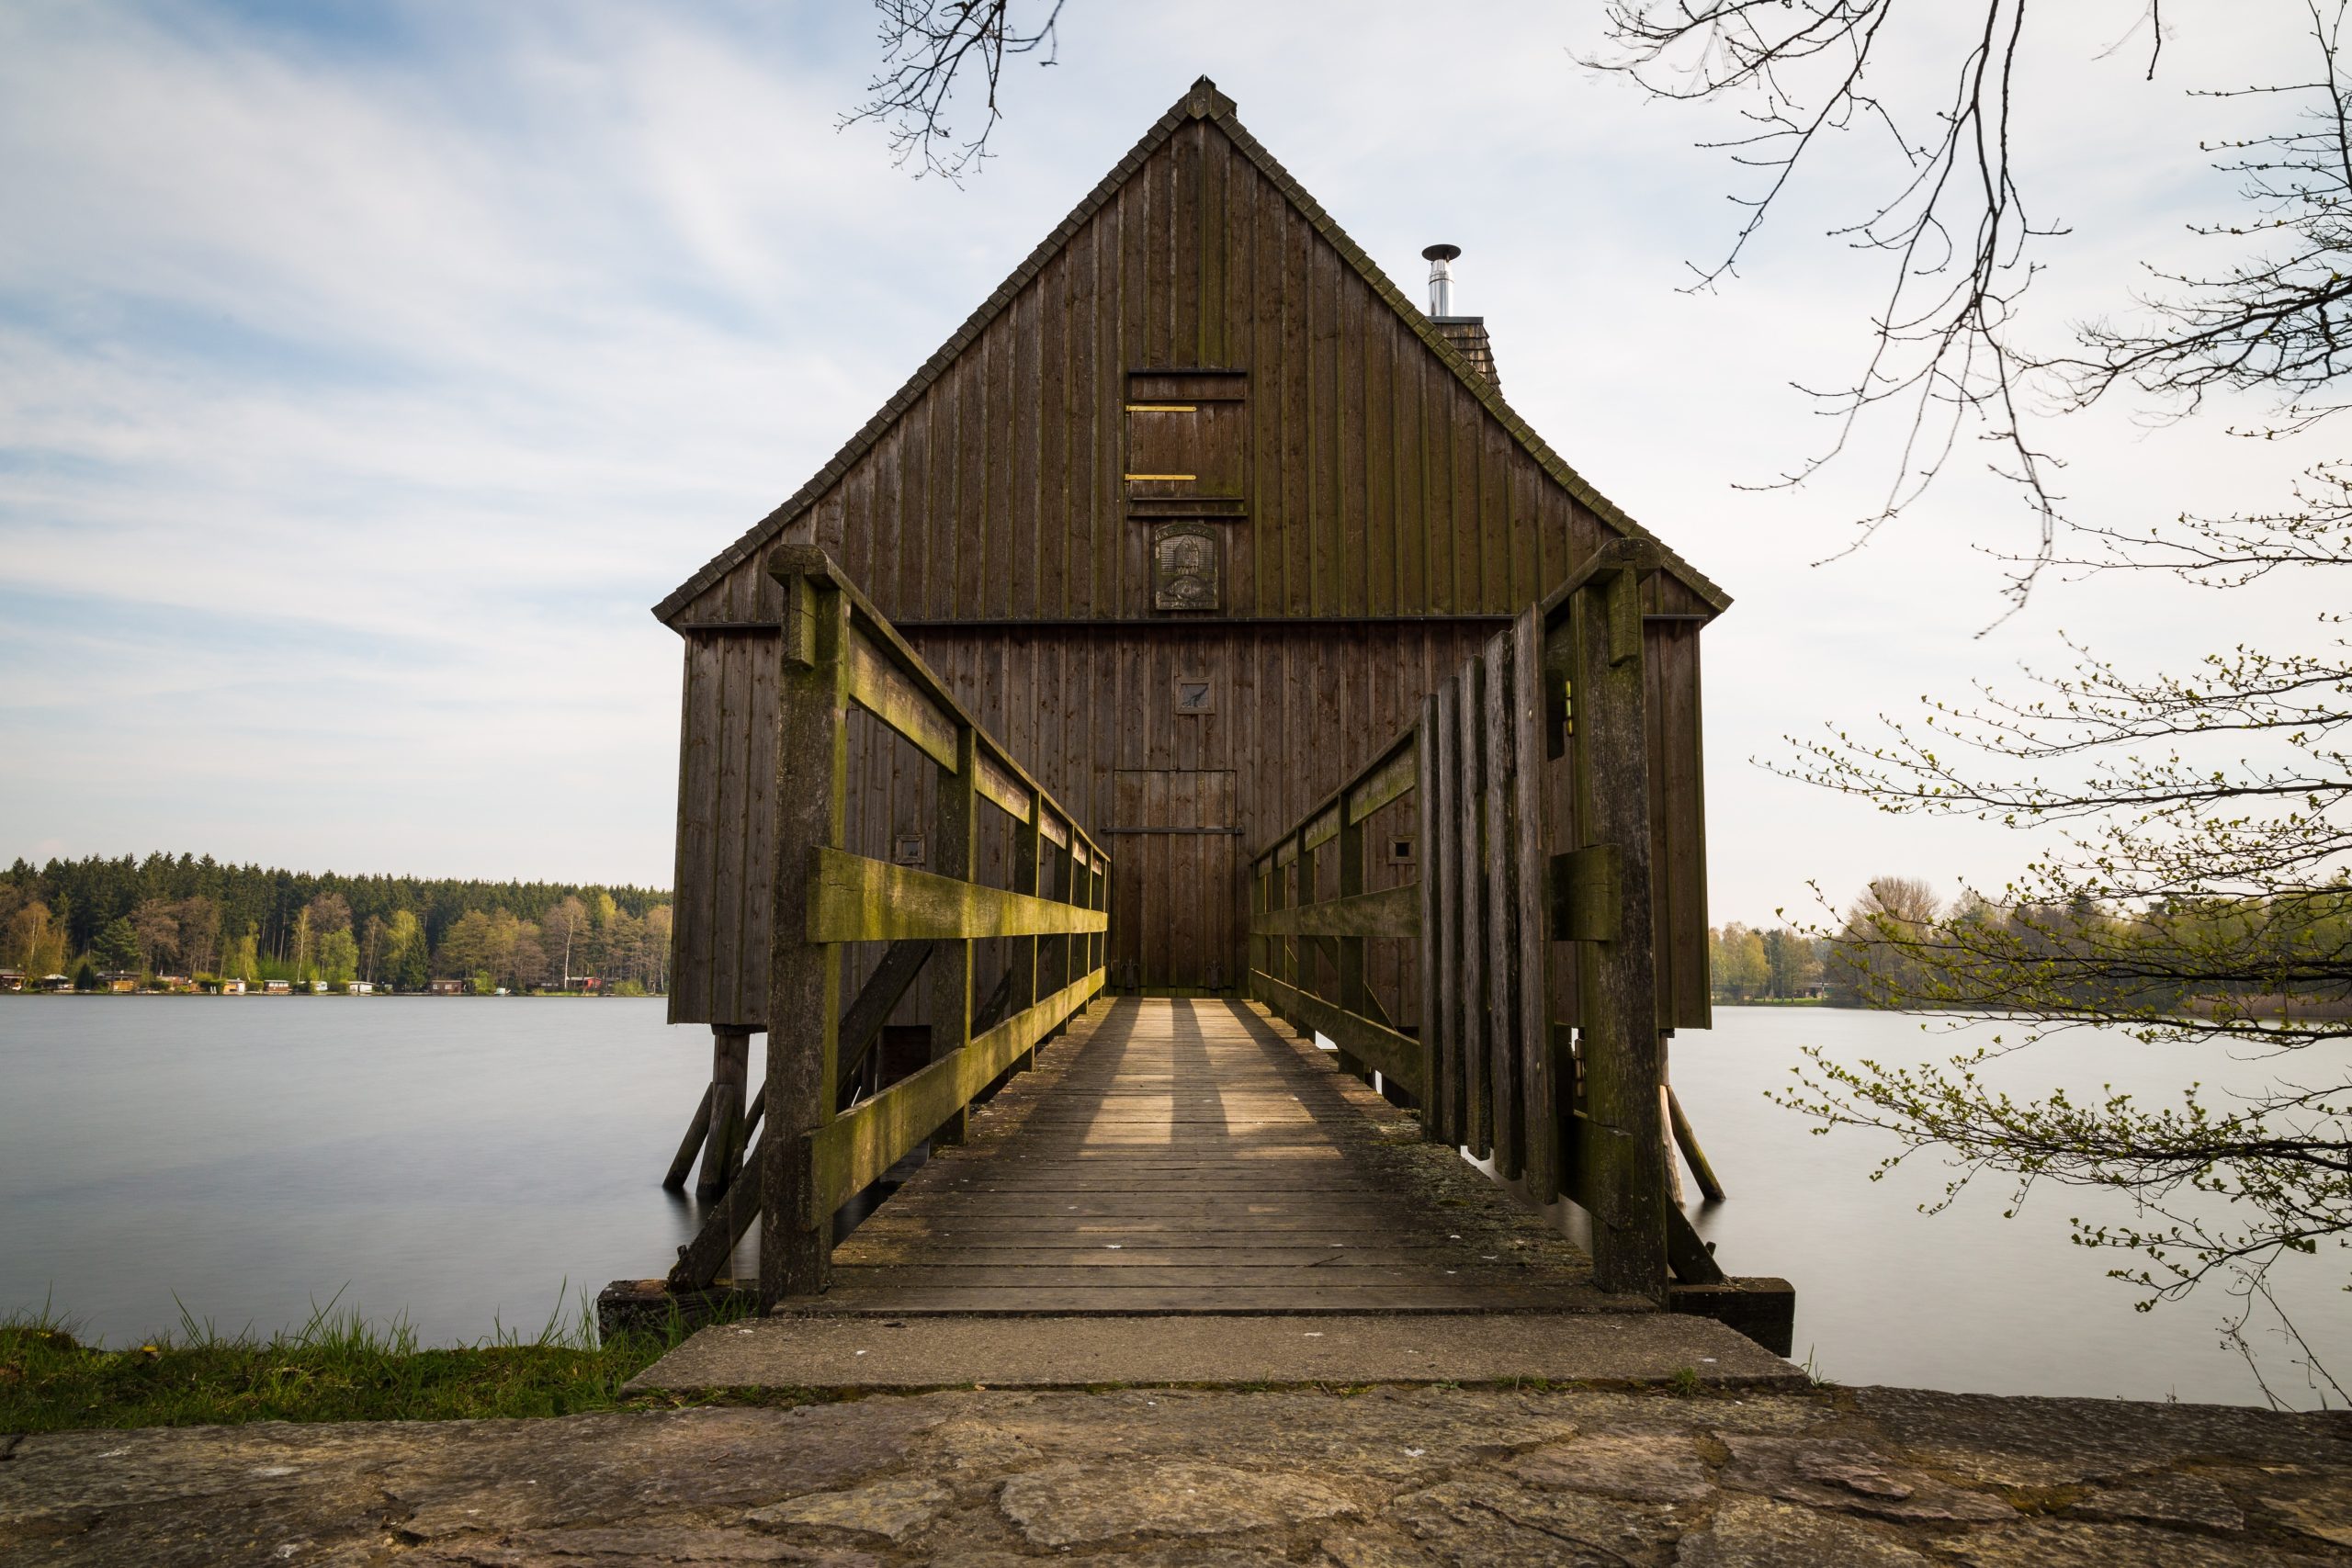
[1183,75,1227,118]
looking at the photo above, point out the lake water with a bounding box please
[2,996,2344,1407]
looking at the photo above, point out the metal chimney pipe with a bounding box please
[1422,243,1461,316]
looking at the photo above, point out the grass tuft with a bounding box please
[0,1288,751,1431]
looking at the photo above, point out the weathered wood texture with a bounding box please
[821,996,1613,1314]
[680,549,1113,1306]
[659,79,1715,1041]
[673,620,1539,1022]
[659,90,1723,631]
[1244,545,1704,1300]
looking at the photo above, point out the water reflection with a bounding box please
[3,995,2342,1405]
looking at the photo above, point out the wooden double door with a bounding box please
[1108,768,1238,991]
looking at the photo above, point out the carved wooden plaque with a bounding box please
[1152,523,1219,611]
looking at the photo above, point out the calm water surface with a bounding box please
[3,995,2344,1406]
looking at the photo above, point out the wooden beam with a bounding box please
[844,626,957,771]
[1669,1085,1726,1203]
[1250,882,1419,939]
[806,971,1104,1222]
[695,1027,751,1202]
[930,726,978,1147]
[1346,738,1419,825]
[1482,624,1525,1183]
[1567,563,1670,1302]
[668,1127,764,1292]
[1552,845,1622,942]
[1665,1200,1727,1285]
[662,1084,715,1191]
[807,848,1113,942]
[765,545,1107,869]
[1512,606,1561,1204]
[1251,972,1423,1099]
[1415,694,1443,1144]
[975,750,1031,822]
[757,568,850,1305]
[833,939,935,1109]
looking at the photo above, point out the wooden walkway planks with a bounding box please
[816,996,1617,1315]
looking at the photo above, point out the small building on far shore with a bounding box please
[263,978,292,995]
[0,969,22,993]
[217,977,246,995]
[99,971,138,994]
[348,980,375,995]
[426,977,466,997]
[39,973,71,992]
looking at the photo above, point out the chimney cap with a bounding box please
[1421,243,1462,262]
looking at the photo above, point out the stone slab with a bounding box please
[14,1385,2346,1566]
[624,1311,1802,1394]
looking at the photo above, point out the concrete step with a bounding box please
[625,1311,1804,1395]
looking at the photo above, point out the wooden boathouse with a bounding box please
[631,78,1772,1331]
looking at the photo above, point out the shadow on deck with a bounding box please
[812,997,1636,1316]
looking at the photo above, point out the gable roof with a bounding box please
[654,77,1729,626]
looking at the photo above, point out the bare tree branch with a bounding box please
[841,0,1068,183]
[1587,1,2071,620]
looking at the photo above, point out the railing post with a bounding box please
[1431,676,1464,1149]
[1415,694,1443,1143]
[931,725,978,1146]
[761,564,850,1306]
[1011,794,1043,1072]
[1092,853,1108,979]
[1565,558,1668,1301]
[1285,832,1309,1033]
[1333,793,1368,1082]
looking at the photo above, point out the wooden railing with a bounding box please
[670,547,1109,1307]
[1249,537,1724,1301]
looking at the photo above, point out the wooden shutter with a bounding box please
[1125,371,1248,514]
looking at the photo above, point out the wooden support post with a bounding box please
[1011,795,1044,1075]
[1513,608,1561,1204]
[1333,791,1368,1083]
[1415,695,1444,1144]
[832,940,935,1111]
[662,1084,715,1191]
[1669,1084,1725,1202]
[695,1025,752,1201]
[1287,834,1312,1033]
[1456,662,1490,1159]
[1432,674,1464,1149]
[760,558,851,1306]
[929,726,978,1146]
[1248,863,1265,995]
[1483,626,1524,1181]
[1565,555,1669,1302]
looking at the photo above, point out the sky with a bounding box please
[0,1,2335,925]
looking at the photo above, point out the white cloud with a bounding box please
[0,1,2335,916]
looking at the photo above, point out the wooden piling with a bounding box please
[760,562,851,1305]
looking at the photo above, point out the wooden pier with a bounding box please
[826,996,1612,1315]
[628,78,1787,1358]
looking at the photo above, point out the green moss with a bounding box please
[0,1294,748,1431]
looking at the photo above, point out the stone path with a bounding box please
[821,997,1620,1315]
[6,1384,2348,1564]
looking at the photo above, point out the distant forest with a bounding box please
[0,853,672,994]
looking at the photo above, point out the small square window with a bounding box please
[1388,835,1416,866]
[1173,677,1215,715]
[892,834,926,866]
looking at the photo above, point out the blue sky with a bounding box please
[0,1,2329,923]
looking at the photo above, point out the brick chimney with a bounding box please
[1421,243,1501,392]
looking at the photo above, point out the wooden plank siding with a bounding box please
[671,616,1710,1032]
[660,80,1723,1042]
[662,114,1694,631]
